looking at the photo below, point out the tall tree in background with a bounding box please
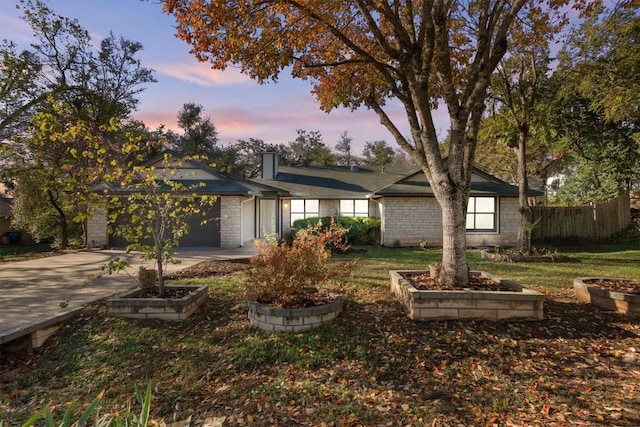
[160,0,576,286]
[334,131,359,166]
[173,102,220,160]
[0,0,155,139]
[9,104,122,248]
[0,40,44,139]
[282,130,335,167]
[224,138,288,178]
[550,4,640,204]
[482,7,561,252]
[566,5,640,127]
[2,0,157,247]
[362,140,396,166]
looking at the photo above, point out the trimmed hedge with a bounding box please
[293,216,381,245]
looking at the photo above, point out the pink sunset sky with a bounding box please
[1,0,451,152]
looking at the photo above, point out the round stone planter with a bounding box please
[247,296,343,333]
[574,278,640,315]
[106,285,208,321]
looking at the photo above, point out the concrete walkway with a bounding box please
[0,247,255,347]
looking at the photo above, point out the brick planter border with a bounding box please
[247,296,343,333]
[106,285,208,321]
[390,270,544,321]
[574,278,640,315]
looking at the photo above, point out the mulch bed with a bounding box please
[583,278,640,295]
[401,272,513,291]
[134,288,197,299]
[164,259,251,280]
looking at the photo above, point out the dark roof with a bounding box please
[371,170,543,197]
[103,152,286,197]
[259,165,542,198]
[259,164,419,198]
[104,151,541,199]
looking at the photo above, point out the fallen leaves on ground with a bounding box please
[401,272,513,291]
[164,260,251,280]
[1,255,639,427]
[583,278,640,295]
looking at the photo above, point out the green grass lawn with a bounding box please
[1,245,639,426]
[0,243,55,262]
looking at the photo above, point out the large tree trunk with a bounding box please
[439,190,470,286]
[516,126,531,253]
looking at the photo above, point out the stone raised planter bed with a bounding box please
[480,248,567,263]
[574,278,640,315]
[390,270,544,321]
[106,285,208,320]
[248,295,343,333]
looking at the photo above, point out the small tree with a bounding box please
[107,151,217,297]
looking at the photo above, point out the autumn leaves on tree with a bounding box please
[160,0,551,287]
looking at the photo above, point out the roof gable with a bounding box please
[109,151,286,197]
[371,169,535,197]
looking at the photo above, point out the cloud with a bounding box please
[153,61,252,86]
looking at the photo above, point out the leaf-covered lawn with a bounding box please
[1,246,639,426]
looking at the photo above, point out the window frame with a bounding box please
[290,199,320,224]
[466,196,497,232]
[339,199,369,217]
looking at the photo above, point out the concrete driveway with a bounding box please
[0,248,255,347]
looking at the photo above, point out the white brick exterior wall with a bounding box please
[319,200,339,218]
[220,196,242,248]
[382,197,442,247]
[382,196,519,247]
[86,207,108,249]
[87,195,518,249]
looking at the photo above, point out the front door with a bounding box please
[259,199,277,238]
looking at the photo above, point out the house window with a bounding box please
[466,197,496,231]
[290,199,319,224]
[340,199,369,217]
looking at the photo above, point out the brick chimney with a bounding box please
[261,152,279,180]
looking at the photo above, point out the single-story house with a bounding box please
[86,152,539,249]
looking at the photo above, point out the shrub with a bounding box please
[245,220,354,308]
[293,216,381,245]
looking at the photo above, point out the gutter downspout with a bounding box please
[368,196,385,246]
[240,194,256,247]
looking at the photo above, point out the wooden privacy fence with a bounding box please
[530,191,631,244]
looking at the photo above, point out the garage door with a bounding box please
[110,198,221,248]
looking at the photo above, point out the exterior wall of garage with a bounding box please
[220,196,243,248]
[86,207,109,249]
[87,197,227,249]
